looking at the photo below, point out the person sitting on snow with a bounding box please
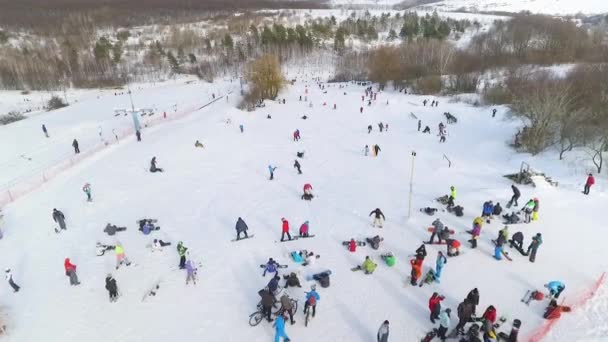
[139,220,160,235]
[283,272,302,288]
[446,239,461,257]
[299,221,310,237]
[96,242,115,256]
[422,207,438,215]
[302,251,317,266]
[492,202,503,216]
[366,235,383,250]
[150,157,164,173]
[359,256,377,274]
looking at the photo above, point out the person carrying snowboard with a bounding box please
[280,218,292,242]
[429,218,444,244]
[263,258,280,277]
[235,217,249,240]
[64,258,80,286]
[268,165,277,180]
[527,233,542,262]
[429,292,445,323]
[82,183,92,202]
[5,269,20,292]
[304,285,320,318]
[114,242,131,269]
[105,273,118,302]
[185,259,197,285]
[51,208,67,232]
[508,185,520,207]
[377,320,390,342]
[299,221,310,237]
[435,251,447,282]
[293,160,302,174]
[274,311,291,342]
[584,173,595,195]
[150,157,163,173]
[177,241,188,269]
[369,208,385,228]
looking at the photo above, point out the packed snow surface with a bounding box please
[0,77,607,341]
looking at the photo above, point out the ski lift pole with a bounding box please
[408,151,416,219]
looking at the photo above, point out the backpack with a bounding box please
[308,294,317,305]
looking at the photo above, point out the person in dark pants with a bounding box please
[150,157,163,172]
[368,125,373,134]
[5,269,20,292]
[422,126,431,133]
[583,173,595,195]
[268,165,277,180]
[260,288,275,322]
[509,185,521,207]
[527,233,542,262]
[105,274,118,302]
[373,144,381,156]
[235,217,249,240]
[418,120,421,131]
[455,299,474,334]
[281,218,292,241]
[136,130,141,141]
[293,160,302,174]
[177,241,188,269]
[52,208,67,231]
[72,139,80,154]
[429,292,444,323]
[42,124,49,137]
[492,108,497,117]
[508,231,525,254]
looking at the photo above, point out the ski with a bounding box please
[231,235,254,242]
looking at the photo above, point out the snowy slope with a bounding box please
[0,79,607,342]
[418,0,608,16]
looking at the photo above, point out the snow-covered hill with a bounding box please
[416,0,608,16]
[0,77,607,342]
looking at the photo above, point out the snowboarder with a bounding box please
[448,186,457,206]
[139,220,159,235]
[422,207,438,216]
[64,258,80,286]
[366,235,383,250]
[527,233,542,262]
[544,299,570,319]
[304,285,320,317]
[104,223,126,236]
[503,211,521,224]
[136,130,141,141]
[268,165,277,180]
[373,144,381,156]
[299,221,309,237]
[105,274,118,302]
[508,185,521,207]
[274,312,291,342]
[422,126,431,134]
[5,269,20,292]
[545,281,565,299]
[72,139,80,154]
[521,199,535,223]
[114,242,131,269]
[429,292,445,323]
[185,259,197,285]
[82,183,92,202]
[378,320,390,342]
[435,251,447,282]
[584,173,595,195]
[283,272,302,288]
[469,219,482,248]
[195,140,204,148]
[492,202,503,216]
[439,130,446,143]
[52,208,67,231]
[429,218,444,243]
[150,157,163,173]
[348,238,357,252]
[381,252,395,267]
[293,160,302,174]
[369,208,385,228]
[418,120,422,132]
[508,231,525,252]
[437,309,451,340]
[235,217,249,240]
[42,124,49,137]
[280,218,292,242]
[364,145,369,156]
[368,125,373,134]
[177,241,188,269]
[410,258,422,285]
[356,256,377,274]
[378,122,384,132]
[151,239,171,251]
[294,129,301,141]
[302,183,313,199]
[263,258,279,277]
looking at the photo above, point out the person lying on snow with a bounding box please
[354,256,377,274]
[103,223,126,236]
[366,235,383,250]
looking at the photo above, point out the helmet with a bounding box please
[311,284,316,291]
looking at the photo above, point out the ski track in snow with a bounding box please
[0,77,607,341]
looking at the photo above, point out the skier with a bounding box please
[82,183,92,202]
[299,221,309,237]
[527,233,542,262]
[377,320,390,342]
[235,217,249,240]
[5,269,20,292]
[532,198,540,221]
[104,223,127,236]
[435,251,447,282]
[280,218,292,241]
[583,173,595,195]
[418,120,422,132]
[42,124,49,137]
[293,160,302,174]
[545,281,565,299]
[508,185,521,207]
[72,139,80,154]
[304,285,320,317]
[283,272,302,288]
[268,165,277,180]
[437,309,451,341]
[185,259,197,285]
[521,199,535,223]
[429,292,445,323]
[364,145,369,156]
[410,258,422,285]
[368,125,373,134]
[177,241,188,269]
[369,208,385,228]
[52,208,67,231]
[105,274,118,302]
[373,144,381,156]
[415,244,427,260]
[263,258,279,277]
[366,235,383,250]
[429,218,444,244]
[150,157,163,173]
[114,242,131,269]
[274,312,291,342]
[64,258,80,286]
[136,130,141,141]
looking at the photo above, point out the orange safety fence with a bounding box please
[0,92,231,208]
[527,272,606,342]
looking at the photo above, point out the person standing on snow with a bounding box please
[82,183,92,202]
[377,320,390,342]
[369,208,385,228]
[5,269,20,292]
[72,139,80,154]
[455,298,474,334]
[114,242,131,269]
[274,312,291,342]
[584,173,595,195]
[42,124,49,137]
[410,258,422,285]
[429,292,445,323]
[304,285,320,318]
[299,221,310,237]
[437,308,451,340]
[136,130,141,141]
[185,258,197,285]
[435,251,447,283]
[509,185,521,207]
[293,160,302,174]
[64,258,80,286]
[368,125,373,134]
[532,198,540,221]
[418,120,422,132]
[280,218,292,242]
[239,124,244,133]
[521,199,535,223]
[429,218,444,244]
[364,145,370,156]
[235,217,249,240]
[466,288,480,315]
[280,293,296,325]
[52,208,67,231]
[177,241,188,269]
[527,233,542,262]
[105,274,118,302]
[268,165,277,180]
[373,144,381,156]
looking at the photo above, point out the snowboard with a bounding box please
[423,241,447,245]
[275,236,300,243]
[427,227,454,234]
[298,235,316,239]
[421,329,437,342]
[521,290,531,303]
[259,264,288,269]
[141,281,161,302]
[342,241,366,247]
[231,235,254,242]
[306,270,332,281]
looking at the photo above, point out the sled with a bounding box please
[231,235,254,242]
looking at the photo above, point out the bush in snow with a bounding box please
[0,111,25,125]
[47,96,68,111]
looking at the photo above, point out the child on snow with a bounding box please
[185,259,197,285]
